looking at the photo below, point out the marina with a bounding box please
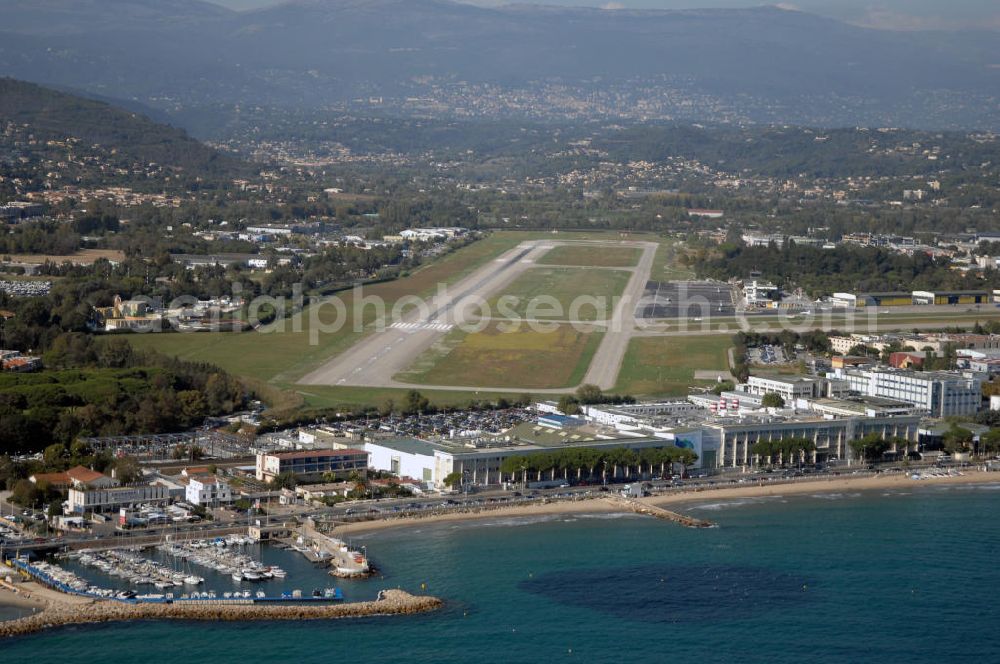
[157,536,288,584]
[0,527,373,606]
[9,556,343,605]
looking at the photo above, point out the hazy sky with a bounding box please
[207,0,1000,31]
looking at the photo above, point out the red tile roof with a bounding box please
[190,474,221,484]
[66,465,107,483]
[30,472,69,485]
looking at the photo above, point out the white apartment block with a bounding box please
[829,367,982,418]
[67,485,170,514]
[185,475,233,506]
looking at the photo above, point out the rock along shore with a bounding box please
[0,589,442,639]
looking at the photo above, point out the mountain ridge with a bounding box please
[0,77,242,181]
[0,0,998,129]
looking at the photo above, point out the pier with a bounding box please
[285,520,372,578]
[605,495,715,528]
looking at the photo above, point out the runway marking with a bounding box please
[390,322,453,331]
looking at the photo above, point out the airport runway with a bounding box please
[297,235,991,394]
[297,239,657,392]
[297,240,555,388]
[579,241,657,390]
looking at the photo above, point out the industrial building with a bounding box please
[911,290,989,306]
[832,290,992,309]
[831,292,912,308]
[363,420,704,490]
[364,438,444,485]
[581,401,703,427]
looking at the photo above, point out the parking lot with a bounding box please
[312,407,535,440]
[748,345,789,364]
[636,280,738,319]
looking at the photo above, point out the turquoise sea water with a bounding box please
[5,483,1000,663]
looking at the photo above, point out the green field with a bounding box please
[126,233,547,407]
[125,230,690,410]
[614,335,732,396]
[396,322,604,389]
[485,267,630,321]
[537,244,641,268]
[650,237,695,281]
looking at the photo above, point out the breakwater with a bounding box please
[0,589,442,639]
[605,495,715,528]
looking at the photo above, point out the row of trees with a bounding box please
[697,242,993,298]
[557,384,635,415]
[497,446,698,485]
[750,437,816,466]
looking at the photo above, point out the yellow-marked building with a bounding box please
[911,290,989,306]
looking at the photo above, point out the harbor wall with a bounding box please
[0,589,442,639]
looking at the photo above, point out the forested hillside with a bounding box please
[0,78,243,194]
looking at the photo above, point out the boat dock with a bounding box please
[606,495,716,528]
[6,558,341,604]
[286,521,372,578]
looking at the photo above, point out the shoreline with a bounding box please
[4,470,996,638]
[332,470,1000,537]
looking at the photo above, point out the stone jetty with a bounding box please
[605,495,715,528]
[0,589,442,639]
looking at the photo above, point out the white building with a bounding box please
[704,412,921,468]
[830,293,858,309]
[828,367,983,418]
[185,475,233,507]
[364,438,444,486]
[364,431,701,489]
[740,376,823,403]
[743,279,779,306]
[67,485,170,514]
[399,227,466,242]
[742,233,785,247]
[582,401,702,427]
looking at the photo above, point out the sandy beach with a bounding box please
[332,470,1000,536]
